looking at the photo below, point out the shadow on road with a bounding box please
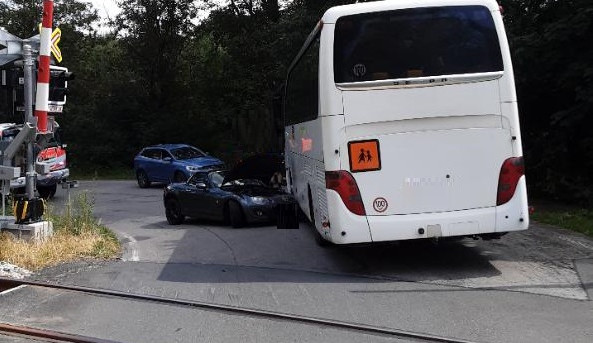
[156,220,502,284]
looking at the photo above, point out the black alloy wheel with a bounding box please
[165,198,185,225]
[229,201,245,228]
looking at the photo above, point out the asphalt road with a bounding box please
[1,180,593,343]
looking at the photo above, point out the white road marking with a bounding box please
[0,284,26,296]
[120,232,139,262]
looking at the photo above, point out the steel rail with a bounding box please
[0,277,481,343]
[0,322,122,343]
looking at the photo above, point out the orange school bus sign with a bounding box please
[348,139,381,173]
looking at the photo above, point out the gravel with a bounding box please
[0,261,32,279]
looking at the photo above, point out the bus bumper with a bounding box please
[367,179,529,242]
[326,179,528,244]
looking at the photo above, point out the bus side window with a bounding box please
[285,37,320,125]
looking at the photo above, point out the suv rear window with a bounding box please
[334,6,503,83]
[141,149,161,160]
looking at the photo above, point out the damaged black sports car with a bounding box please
[163,154,294,227]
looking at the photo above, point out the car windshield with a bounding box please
[209,171,227,188]
[170,146,205,160]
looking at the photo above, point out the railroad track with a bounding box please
[1,277,481,343]
[0,322,121,343]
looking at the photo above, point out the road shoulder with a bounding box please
[575,258,593,300]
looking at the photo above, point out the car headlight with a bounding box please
[185,166,200,172]
[250,196,269,205]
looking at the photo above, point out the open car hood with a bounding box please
[223,153,284,186]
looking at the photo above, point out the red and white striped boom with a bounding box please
[34,0,54,133]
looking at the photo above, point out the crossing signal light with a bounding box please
[48,65,74,106]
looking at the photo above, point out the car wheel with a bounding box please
[174,171,187,183]
[38,184,57,199]
[137,170,151,188]
[229,201,245,228]
[165,198,184,225]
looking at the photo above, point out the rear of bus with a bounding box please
[320,0,528,244]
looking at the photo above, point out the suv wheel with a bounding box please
[137,170,150,188]
[174,171,187,183]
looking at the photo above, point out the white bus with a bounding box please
[282,0,529,245]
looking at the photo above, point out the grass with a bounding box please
[0,192,121,271]
[532,209,593,238]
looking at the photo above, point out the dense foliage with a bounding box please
[1,0,592,206]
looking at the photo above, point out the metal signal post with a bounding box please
[22,43,37,200]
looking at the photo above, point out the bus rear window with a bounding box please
[334,6,503,83]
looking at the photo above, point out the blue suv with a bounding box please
[134,144,224,188]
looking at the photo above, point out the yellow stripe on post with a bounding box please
[21,201,28,220]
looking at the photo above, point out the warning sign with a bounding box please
[348,140,381,173]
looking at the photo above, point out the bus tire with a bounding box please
[314,229,333,247]
[307,186,315,224]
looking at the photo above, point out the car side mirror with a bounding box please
[163,157,172,162]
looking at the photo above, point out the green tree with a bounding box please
[0,0,97,38]
[114,0,197,106]
[502,0,593,206]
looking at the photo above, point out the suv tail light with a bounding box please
[497,157,524,205]
[325,170,366,215]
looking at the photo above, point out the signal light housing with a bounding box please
[325,170,366,215]
[497,157,524,205]
[48,65,74,106]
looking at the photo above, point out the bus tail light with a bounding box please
[325,170,366,215]
[497,157,524,206]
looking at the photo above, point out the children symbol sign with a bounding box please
[358,149,373,163]
[348,140,381,172]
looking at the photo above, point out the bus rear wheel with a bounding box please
[314,230,333,247]
[307,186,315,224]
